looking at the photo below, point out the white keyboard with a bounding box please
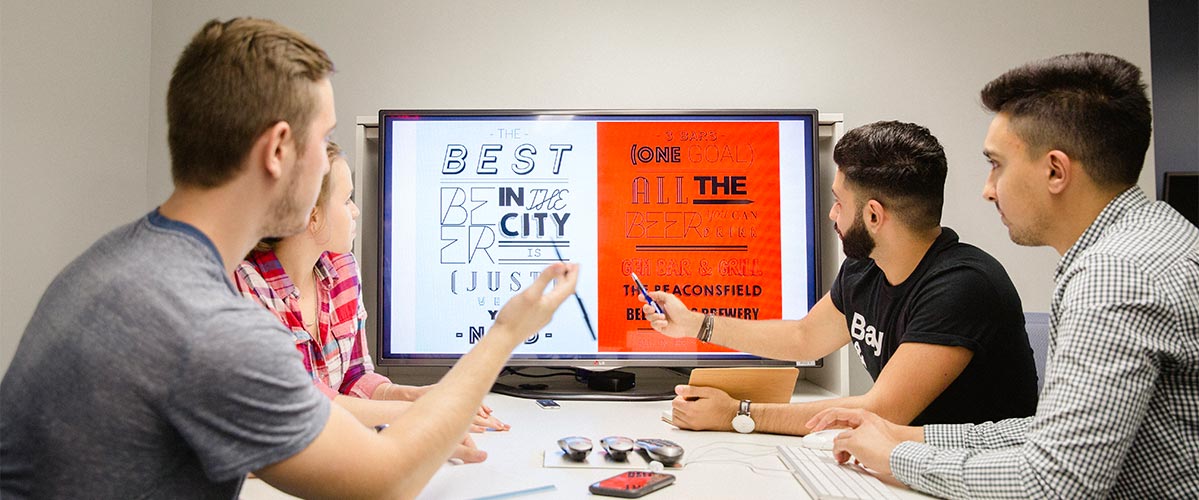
[777,444,901,500]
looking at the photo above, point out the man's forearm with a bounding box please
[703,295,848,361]
[923,417,1030,449]
[708,317,831,361]
[754,398,857,435]
[756,397,927,441]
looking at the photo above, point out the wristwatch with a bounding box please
[732,399,755,433]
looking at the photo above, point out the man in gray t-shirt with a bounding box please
[0,212,329,498]
[1,18,579,499]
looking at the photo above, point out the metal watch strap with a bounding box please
[696,313,715,343]
[732,399,755,433]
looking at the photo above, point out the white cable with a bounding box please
[684,459,791,477]
[684,441,781,463]
[674,440,794,477]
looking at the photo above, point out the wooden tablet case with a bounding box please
[687,367,799,404]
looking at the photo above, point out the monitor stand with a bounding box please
[491,367,689,401]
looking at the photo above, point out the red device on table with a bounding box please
[588,471,675,498]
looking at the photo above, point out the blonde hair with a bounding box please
[168,17,334,188]
[314,141,344,211]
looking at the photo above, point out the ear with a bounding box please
[1045,150,1071,195]
[307,206,322,230]
[255,121,293,180]
[864,199,886,232]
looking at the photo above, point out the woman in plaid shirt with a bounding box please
[234,142,508,461]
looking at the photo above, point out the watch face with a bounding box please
[732,414,755,434]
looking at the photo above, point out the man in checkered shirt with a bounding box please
[806,53,1199,498]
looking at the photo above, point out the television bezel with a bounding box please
[376,109,821,368]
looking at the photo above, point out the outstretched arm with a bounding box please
[256,263,578,499]
[643,292,850,361]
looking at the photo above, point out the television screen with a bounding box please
[378,110,820,368]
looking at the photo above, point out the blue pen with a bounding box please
[630,272,664,315]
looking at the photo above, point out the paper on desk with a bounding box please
[417,462,555,500]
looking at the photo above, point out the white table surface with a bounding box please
[242,380,932,499]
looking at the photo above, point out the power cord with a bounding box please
[679,441,791,477]
[501,367,578,379]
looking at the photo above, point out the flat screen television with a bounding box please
[377,110,821,377]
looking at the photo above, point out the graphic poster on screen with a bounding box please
[398,118,786,355]
[409,120,600,353]
[597,122,783,352]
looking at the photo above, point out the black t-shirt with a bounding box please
[830,227,1038,425]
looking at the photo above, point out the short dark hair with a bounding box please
[833,121,947,230]
[980,52,1151,187]
[168,18,334,188]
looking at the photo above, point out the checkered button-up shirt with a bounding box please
[890,187,1199,498]
[233,250,390,400]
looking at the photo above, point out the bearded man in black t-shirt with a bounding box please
[642,121,1038,435]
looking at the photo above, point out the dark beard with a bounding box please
[837,218,875,260]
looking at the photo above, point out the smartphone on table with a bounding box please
[589,471,675,498]
[535,399,560,409]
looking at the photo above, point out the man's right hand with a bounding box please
[806,407,924,475]
[670,385,739,431]
[640,291,705,339]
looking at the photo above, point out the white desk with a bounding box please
[243,381,930,499]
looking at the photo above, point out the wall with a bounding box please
[146,0,1156,307]
[1,2,5,375]
[142,1,1156,394]
[0,0,152,377]
[1149,0,1199,196]
[2,1,1156,390]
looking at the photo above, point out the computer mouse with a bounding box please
[801,428,846,451]
[557,436,593,461]
[635,438,684,466]
[600,436,634,461]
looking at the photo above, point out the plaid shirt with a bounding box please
[233,250,389,400]
[890,187,1199,498]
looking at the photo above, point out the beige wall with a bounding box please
[1,0,152,377]
[1,1,1154,389]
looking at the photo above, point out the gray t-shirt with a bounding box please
[0,210,330,499]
